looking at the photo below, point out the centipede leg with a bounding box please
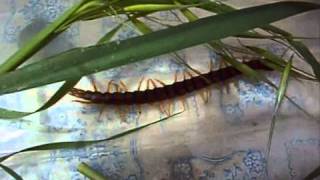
[107,80,118,92]
[199,89,211,103]
[183,70,194,79]
[209,59,214,71]
[153,79,177,116]
[154,79,166,87]
[147,79,158,89]
[174,71,178,83]
[159,102,171,117]
[88,76,98,91]
[137,77,145,91]
[119,80,128,92]
[145,78,170,116]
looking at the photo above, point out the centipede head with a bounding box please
[68,88,92,102]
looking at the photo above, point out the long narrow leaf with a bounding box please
[247,46,317,81]
[0,22,124,119]
[0,0,87,74]
[0,2,318,95]
[266,57,292,161]
[0,164,23,180]
[77,162,108,180]
[288,40,320,81]
[0,79,79,119]
[0,112,182,163]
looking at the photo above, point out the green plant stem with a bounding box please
[77,162,107,180]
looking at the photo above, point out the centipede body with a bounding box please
[69,60,273,105]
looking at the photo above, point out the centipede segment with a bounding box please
[69,60,273,118]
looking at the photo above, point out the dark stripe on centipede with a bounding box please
[70,60,273,105]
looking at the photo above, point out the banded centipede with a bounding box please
[69,60,273,106]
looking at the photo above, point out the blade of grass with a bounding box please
[0,112,182,163]
[266,57,292,162]
[77,162,108,180]
[176,2,315,120]
[0,22,123,119]
[0,79,79,119]
[246,46,317,81]
[123,3,203,12]
[187,0,320,82]
[0,0,88,74]
[0,2,317,95]
[304,165,320,180]
[0,164,23,180]
[288,40,320,81]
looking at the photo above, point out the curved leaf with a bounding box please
[0,112,181,163]
[0,2,318,95]
[77,162,108,180]
[0,164,23,180]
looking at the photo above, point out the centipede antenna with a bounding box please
[72,100,92,104]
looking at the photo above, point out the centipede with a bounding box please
[69,60,273,110]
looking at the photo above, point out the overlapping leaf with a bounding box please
[0,2,318,96]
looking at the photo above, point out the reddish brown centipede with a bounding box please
[69,60,273,106]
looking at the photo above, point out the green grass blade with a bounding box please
[130,18,153,34]
[0,112,182,163]
[246,46,317,81]
[188,0,320,82]
[288,40,320,81]
[305,165,320,180]
[0,164,23,180]
[97,24,124,44]
[0,0,87,74]
[77,162,108,180]
[267,57,292,161]
[123,4,201,12]
[0,2,318,95]
[0,21,124,119]
[0,79,79,119]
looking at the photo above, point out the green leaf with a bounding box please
[219,52,267,82]
[188,0,320,82]
[78,162,108,180]
[0,0,87,74]
[0,79,79,119]
[288,40,320,81]
[0,112,182,163]
[246,46,317,81]
[0,164,23,180]
[130,18,153,34]
[123,3,201,12]
[0,21,123,119]
[0,2,318,95]
[267,57,292,160]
